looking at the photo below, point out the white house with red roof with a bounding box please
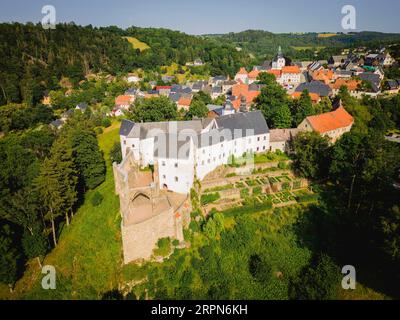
[297,106,354,143]
[234,67,249,84]
[280,66,302,85]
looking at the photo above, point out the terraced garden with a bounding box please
[200,169,316,212]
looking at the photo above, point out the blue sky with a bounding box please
[0,0,399,34]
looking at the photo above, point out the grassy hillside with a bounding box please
[123,36,150,51]
[0,122,122,299]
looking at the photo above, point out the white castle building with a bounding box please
[119,111,270,194]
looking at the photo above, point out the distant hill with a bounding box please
[205,29,400,60]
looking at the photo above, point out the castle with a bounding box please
[113,110,270,263]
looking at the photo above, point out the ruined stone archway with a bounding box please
[127,192,153,224]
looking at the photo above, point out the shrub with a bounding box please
[253,186,262,195]
[91,191,104,206]
[94,127,103,134]
[289,254,340,300]
[282,182,291,190]
[101,118,112,128]
[189,221,200,233]
[154,237,171,256]
[110,142,122,163]
[278,161,288,169]
[201,193,220,205]
[296,193,319,203]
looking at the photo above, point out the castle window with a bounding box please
[132,144,135,148]
[202,161,204,165]
[264,136,267,140]
[257,137,260,142]
[162,161,166,166]
[175,177,179,182]
[123,140,126,145]
[163,175,166,179]
[175,163,178,168]
[257,147,260,152]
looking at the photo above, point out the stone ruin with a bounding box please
[113,152,191,264]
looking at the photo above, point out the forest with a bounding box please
[0,23,251,107]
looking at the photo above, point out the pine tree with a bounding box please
[35,136,78,246]
[71,129,106,191]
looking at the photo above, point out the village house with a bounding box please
[310,68,334,85]
[115,95,134,109]
[177,96,192,111]
[75,102,89,112]
[222,80,237,94]
[328,55,348,68]
[297,106,354,143]
[156,86,172,96]
[211,86,223,99]
[280,66,301,85]
[295,81,332,98]
[206,104,225,118]
[385,80,400,94]
[126,74,141,83]
[234,67,249,84]
[330,78,361,97]
[269,128,300,153]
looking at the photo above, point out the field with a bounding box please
[123,36,150,51]
[317,33,338,38]
[0,122,123,299]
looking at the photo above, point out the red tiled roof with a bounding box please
[267,69,282,78]
[282,66,301,74]
[291,92,320,103]
[115,95,132,105]
[178,96,192,106]
[312,69,334,84]
[248,70,260,79]
[330,79,361,91]
[237,67,248,75]
[156,86,172,90]
[306,106,354,133]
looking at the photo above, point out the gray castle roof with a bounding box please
[120,111,269,159]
